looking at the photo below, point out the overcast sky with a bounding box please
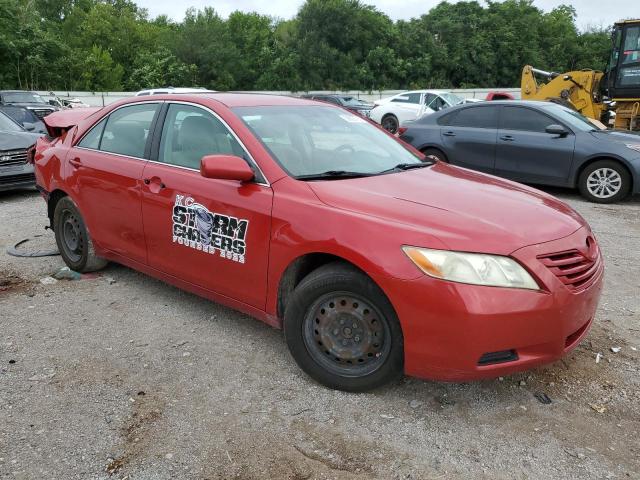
[136,0,639,30]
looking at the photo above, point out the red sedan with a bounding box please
[33,94,603,391]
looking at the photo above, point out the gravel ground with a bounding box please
[1,188,639,480]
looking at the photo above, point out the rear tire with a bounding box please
[381,114,399,134]
[284,262,403,392]
[578,160,631,203]
[53,196,108,273]
[421,147,448,163]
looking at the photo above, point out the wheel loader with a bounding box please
[521,19,640,130]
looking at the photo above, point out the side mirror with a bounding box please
[200,155,255,182]
[545,124,568,137]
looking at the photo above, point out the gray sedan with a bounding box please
[399,100,640,203]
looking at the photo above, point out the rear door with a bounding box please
[495,106,576,185]
[67,102,160,264]
[390,93,424,123]
[140,102,273,309]
[439,105,499,173]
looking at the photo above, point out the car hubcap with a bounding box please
[303,293,391,377]
[61,210,84,262]
[587,168,622,199]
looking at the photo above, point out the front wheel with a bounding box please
[53,196,108,272]
[578,160,631,203]
[284,262,403,392]
[381,114,399,134]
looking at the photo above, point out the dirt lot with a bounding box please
[1,188,639,480]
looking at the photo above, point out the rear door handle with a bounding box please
[500,135,514,142]
[443,131,456,137]
[69,157,82,168]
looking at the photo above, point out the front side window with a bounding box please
[450,106,499,129]
[99,104,159,158]
[499,107,555,133]
[158,104,246,170]
[235,105,422,177]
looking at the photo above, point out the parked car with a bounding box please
[35,94,602,391]
[370,90,466,133]
[299,94,374,116]
[0,105,47,134]
[399,100,640,203]
[135,87,216,96]
[47,92,91,109]
[0,111,42,191]
[0,90,57,120]
[486,91,516,101]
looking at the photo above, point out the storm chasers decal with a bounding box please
[172,195,248,264]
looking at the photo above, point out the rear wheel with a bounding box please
[381,114,399,134]
[284,262,403,392]
[421,147,448,163]
[53,196,108,272]
[578,160,631,203]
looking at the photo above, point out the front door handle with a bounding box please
[69,157,82,168]
[500,135,515,142]
[143,177,166,193]
[443,131,456,137]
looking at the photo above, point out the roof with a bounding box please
[169,93,319,108]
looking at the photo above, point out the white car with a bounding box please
[369,90,467,133]
[135,87,216,96]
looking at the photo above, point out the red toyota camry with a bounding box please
[33,94,603,391]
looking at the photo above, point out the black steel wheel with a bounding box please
[53,196,108,272]
[381,114,399,134]
[284,262,403,392]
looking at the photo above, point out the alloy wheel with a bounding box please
[586,168,622,199]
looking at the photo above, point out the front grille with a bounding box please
[538,241,601,292]
[31,108,54,119]
[0,149,28,167]
[0,172,35,185]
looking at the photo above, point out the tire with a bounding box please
[578,160,631,203]
[381,114,399,134]
[283,262,404,392]
[421,147,448,163]
[53,196,108,272]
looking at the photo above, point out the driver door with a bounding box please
[140,103,273,309]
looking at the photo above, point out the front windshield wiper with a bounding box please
[378,162,433,174]
[296,170,375,181]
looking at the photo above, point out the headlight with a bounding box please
[402,246,540,290]
[625,143,640,153]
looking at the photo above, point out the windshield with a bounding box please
[234,106,422,178]
[2,92,46,104]
[0,106,38,124]
[0,112,25,132]
[542,104,605,131]
[440,93,465,106]
[340,96,369,107]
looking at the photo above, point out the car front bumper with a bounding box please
[376,227,604,381]
[0,162,35,192]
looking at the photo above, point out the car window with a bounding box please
[391,93,422,104]
[0,111,23,132]
[158,103,246,170]
[450,106,498,129]
[100,103,158,158]
[436,110,459,126]
[78,118,107,149]
[500,106,555,133]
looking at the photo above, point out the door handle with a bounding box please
[443,131,456,137]
[500,135,514,142]
[143,177,166,193]
[69,157,82,168]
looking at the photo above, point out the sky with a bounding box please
[136,0,640,31]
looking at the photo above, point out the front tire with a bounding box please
[53,196,108,272]
[284,262,403,392]
[421,147,448,163]
[578,160,631,203]
[381,114,399,134]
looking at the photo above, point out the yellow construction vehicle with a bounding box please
[521,19,640,130]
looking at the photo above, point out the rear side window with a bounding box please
[500,107,555,133]
[392,93,422,104]
[450,106,498,129]
[78,118,107,149]
[436,110,459,125]
[100,104,159,158]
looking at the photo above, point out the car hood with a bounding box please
[0,131,42,150]
[307,163,586,255]
[590,129,640,145]
[6,102,55,110]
